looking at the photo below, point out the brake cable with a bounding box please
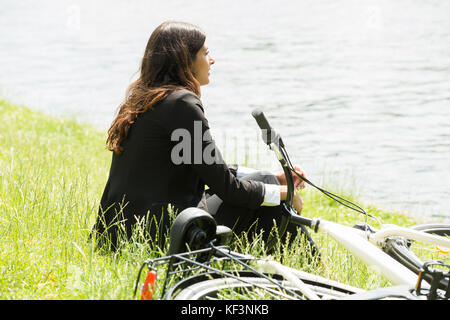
[281,144,377,224]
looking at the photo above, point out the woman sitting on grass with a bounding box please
[91,21,317,255]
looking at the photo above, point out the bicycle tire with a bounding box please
[165,271,362,300]
[384,223,450,289]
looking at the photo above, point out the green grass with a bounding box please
[0,99,420,299]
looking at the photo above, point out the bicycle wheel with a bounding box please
[165,271,362,300]
[385,223,450,289]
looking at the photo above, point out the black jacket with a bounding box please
[92,89,265,247]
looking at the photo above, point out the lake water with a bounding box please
[1,0,449,222]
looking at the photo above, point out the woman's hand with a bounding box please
[292,193,303,215]
[276,165,308,190]
[279,185,304,215]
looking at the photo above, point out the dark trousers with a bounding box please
[205,171,319,256]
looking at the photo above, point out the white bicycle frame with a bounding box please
[256,218,450,299]
[318,219,444,286]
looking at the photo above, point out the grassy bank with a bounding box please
[0,99,418,299]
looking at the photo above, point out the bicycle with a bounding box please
[134,109,450,300]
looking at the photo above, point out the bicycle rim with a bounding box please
[385,223,450,289]
[165,271,360,300]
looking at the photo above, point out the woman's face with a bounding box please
[191,43,215,86]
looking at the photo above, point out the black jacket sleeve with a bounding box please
[165,91,265,210]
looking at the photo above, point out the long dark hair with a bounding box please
[106,21,206,154]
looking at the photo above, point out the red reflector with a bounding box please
[141,270,157,300]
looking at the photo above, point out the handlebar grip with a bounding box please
[251,109,272,132]
[252,109,280,146]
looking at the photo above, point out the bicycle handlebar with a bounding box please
[251,109,319,247]
[251,109,321,237]
[251,109,281,147]
[251,109,293,204]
